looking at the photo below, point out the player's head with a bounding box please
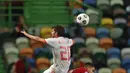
[51,25,65,38]
[85,63,95,73]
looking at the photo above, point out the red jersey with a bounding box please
[72,67,88,73]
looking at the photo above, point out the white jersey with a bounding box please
[45,37,73,70]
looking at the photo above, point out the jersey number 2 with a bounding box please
[60,46,70,61]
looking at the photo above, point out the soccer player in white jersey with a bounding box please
[21,25,75,73]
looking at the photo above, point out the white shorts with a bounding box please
[43,64,69,73]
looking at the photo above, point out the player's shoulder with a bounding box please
[74,67,88,72]
[47,37,58,40]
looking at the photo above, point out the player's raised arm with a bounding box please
[21,30,46,43]
[72,40,75,45]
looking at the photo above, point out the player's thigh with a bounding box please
[43,65,55,73]
[43,68,52,73]
[43,69,49,73]
[55,68,69,73]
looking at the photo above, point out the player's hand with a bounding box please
[21,30,26,34]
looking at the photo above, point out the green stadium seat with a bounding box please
[107,58,121,69]
[98,68,112,73]
[16,37,30,50]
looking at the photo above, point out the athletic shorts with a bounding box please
[43,64,69,73]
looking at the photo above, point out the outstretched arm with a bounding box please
[21,30,46,43]
[72,40,75,45]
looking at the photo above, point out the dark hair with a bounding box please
[85,62,94,67]
[53,25,65,37]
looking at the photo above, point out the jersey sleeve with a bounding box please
[69,39,74,46]
[72,67,88,73]
[45,38,56,47]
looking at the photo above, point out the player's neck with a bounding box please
[55,35,60,38]
[54,36,59,38]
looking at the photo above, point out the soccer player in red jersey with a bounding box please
[69,63,95,73]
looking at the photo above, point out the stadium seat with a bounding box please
[107,58,121,69]
[96,27,109,38]
[126,5,130,15]
[93,48,106,68]
[27,58,36,68]
[3,42,15,49]
[16,37,29,50]
[84,27,96,37]
[93,49,106,61]
[71,43,86,55]
[110,0,124,6]
[110,27,123,39]
[34,48,52,59]
[35,27,41,36]
[128,28,130,38]
[127,69,130,73]
[99,38,113,50]
[127,39,130,47]
[113,38,127,49]
[4,47,19,55]
[4,47,19,65]
[114,17,127,29]
[67,22,86,37]
[121,48,130,59]
[19,48,33,58]
[92,48,106,55]
[78,48,92,57]
[98,68,112,73]
[122,58,130,70]
[85,8,99,15]
[64,27,69,35]
[101,18,114,28]
[88,14,99,24]
[72,8,85,15]
[114,18,127,25]
[112,68,126,73]
[102,18,113,24]
[28,27,40,36]
[127,21,130,27]
[97,0,110,6]
[28,27,36,35]
[85,37,99,50]
[97,0,111,17]
[98,4,110,11]
[85,9,99,24]
[30,39,43,49]
[73,37,85,44]
[107,47,120,59]
[36,58,50,71]
[113,6,126,17]
[40,27,52,39]
[80,57,93,64]
[83,0,96,7]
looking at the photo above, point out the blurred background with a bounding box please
[0,0,130,73]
